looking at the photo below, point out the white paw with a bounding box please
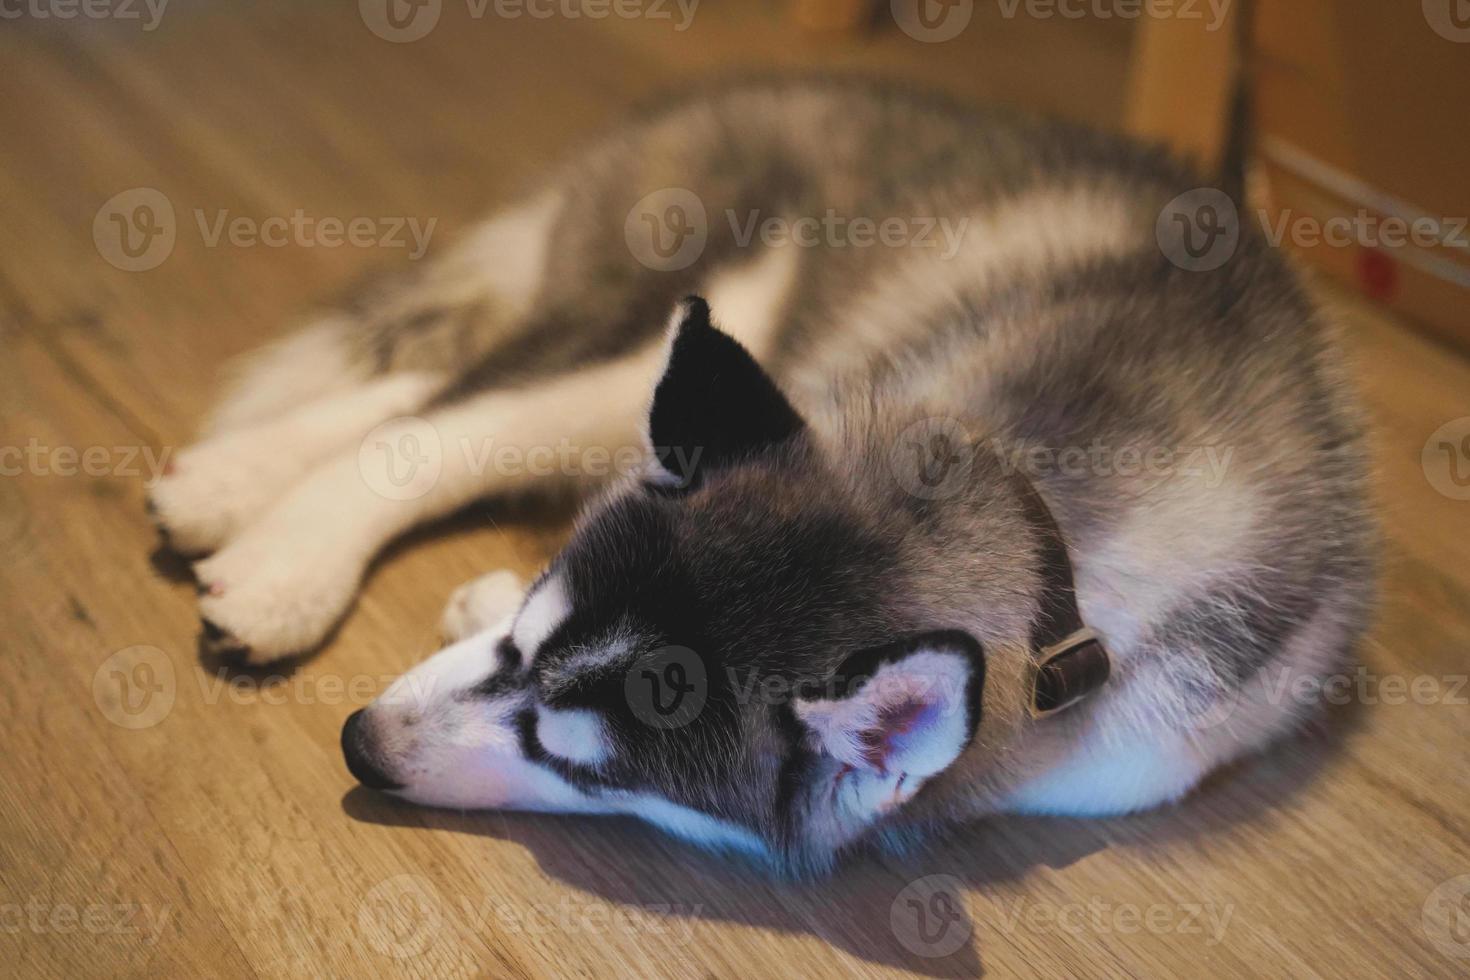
[440,570,525,642]
[193,520,365,665]
[147,427,313,556]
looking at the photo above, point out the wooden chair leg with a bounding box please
[1125,3,1244,173]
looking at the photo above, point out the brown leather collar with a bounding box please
[1010,474,1112,719]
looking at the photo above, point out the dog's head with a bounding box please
[343,298,994,874]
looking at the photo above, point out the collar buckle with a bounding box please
[1029,628,1111,720]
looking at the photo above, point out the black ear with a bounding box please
[645,296,805,488]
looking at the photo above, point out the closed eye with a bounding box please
[516,708,621,795]
[534,703,611,767]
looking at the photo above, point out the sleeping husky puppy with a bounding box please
[148,78,1375,874]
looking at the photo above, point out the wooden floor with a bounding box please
[2,4,1468,978]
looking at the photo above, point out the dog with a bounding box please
[147,78,1375,874]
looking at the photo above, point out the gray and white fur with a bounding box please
[147,78,1375,874]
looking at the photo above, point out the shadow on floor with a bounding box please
[342,692,1364,976]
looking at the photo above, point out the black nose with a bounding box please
[341,709,403,791]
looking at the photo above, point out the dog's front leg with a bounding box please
[191,344,662,664]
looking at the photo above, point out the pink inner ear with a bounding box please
[858,696,934,773]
